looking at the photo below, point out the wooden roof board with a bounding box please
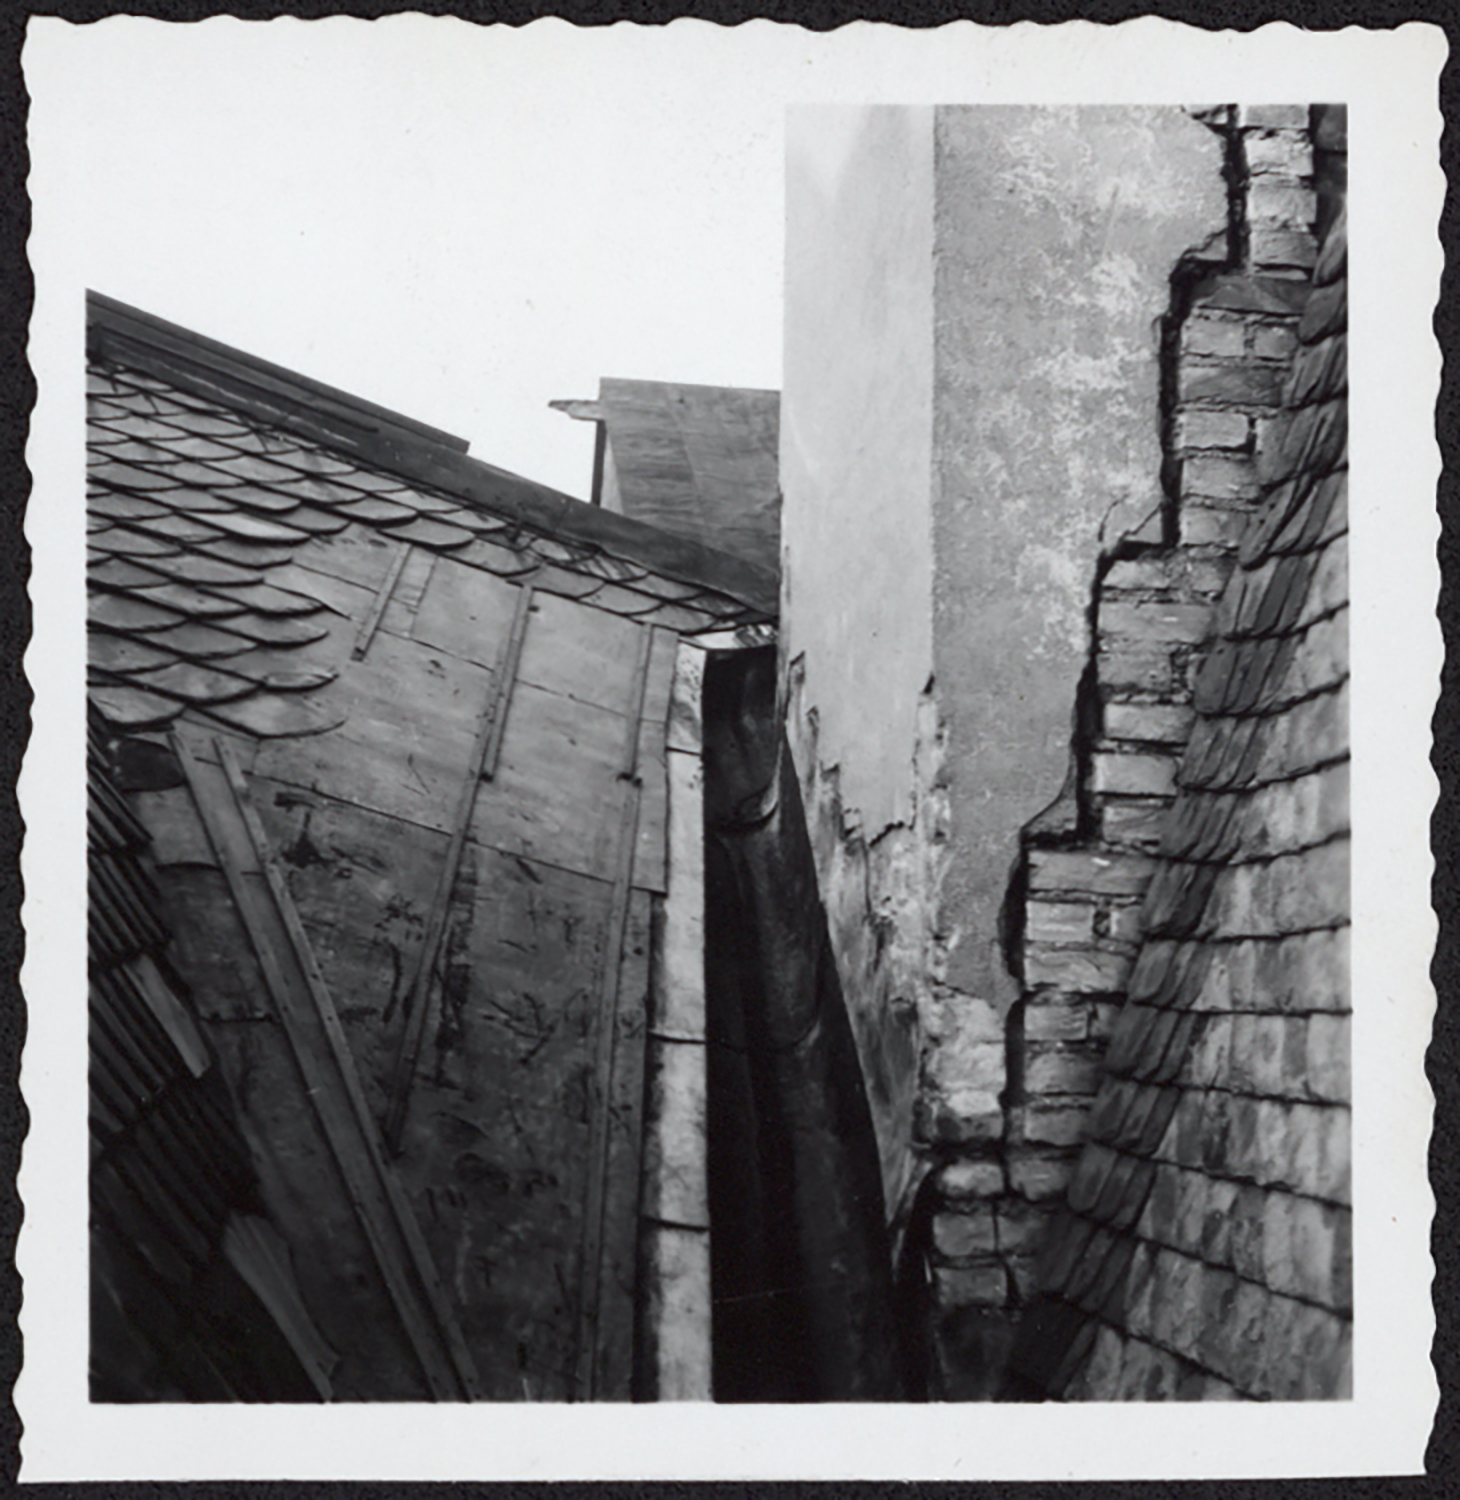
[390,843,618,1399]
[410,556,523,672]
[595,378,781,580]
[246,785,450,1113]
[179,735,480,1399]
[592,885,653,1398]
[200,978,436,1401]
[514,589,647,716]
[378,545,438,639]
[250,625,496,836]
[89,293,472,454]
[467,680,632,884]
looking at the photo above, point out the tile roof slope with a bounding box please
[88,705,335,1400]
[1010,204,1350,1402]
[89,294,778,616]
[86,303,774,739]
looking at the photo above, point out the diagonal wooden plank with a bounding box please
[482,579,537,783]
[351,540,412,660]
[213,737,483,1400]
[173,733,470,1401]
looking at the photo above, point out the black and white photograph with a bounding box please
[17,14,1442,1482]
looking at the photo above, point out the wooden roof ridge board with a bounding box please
[87,291,469,454]
[88,294,779,621]
[598,375,782,402]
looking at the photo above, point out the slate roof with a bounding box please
[88,296,775,741]
[89,705,336,1400]
[552,377,781,579]
[1011,205,1350,1402]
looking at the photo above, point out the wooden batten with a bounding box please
[636,639,712,1400]
[572,623,655,1399]
[173,733,480,1401]
[351,541,413,661]
[382,579,536,1154]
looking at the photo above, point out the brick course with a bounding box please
[891,109,1348,1406]
[1007,111,1349,1402]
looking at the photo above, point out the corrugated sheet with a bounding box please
[1012,205,1350,1402]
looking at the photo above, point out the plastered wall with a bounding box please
[781,105,936,838]
[929,106,1229,1009]
[779,106,1229,1219]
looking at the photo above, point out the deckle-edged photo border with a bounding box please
[17,13,1445,1481]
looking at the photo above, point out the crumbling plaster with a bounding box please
[780,103,1233,1217]
[930,106,1229,1006]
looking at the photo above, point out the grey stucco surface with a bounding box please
[930,105,1227,1005]
[780,106,936,835]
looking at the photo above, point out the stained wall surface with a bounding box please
[779,106,1229,1215]
[931,106,1228,1006]
[781,105,936,836]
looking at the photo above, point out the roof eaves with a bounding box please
[87,293,778,619]
[87,291,471,454]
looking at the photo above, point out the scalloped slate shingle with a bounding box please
[88,358,772,739]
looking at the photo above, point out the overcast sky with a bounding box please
[28,19,803,497]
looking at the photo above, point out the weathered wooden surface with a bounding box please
[635,1226,713,1401]
[573,626,652,1398]
[392,846,613,1399]
[217,739,482,1398]
[469,682,631,881]
[383,581,535,1153]
[351,541,412,660]
[248,785,446,1120]
[166,867,428,1396]
[411,556,521,671]
[517,590,644,712]
[594,888,652,1400]
[112,465,684,1399]
[176,737,476,1399]
[637,641,711,1399]
[641,1036,708,1229]
[253,623,494,833]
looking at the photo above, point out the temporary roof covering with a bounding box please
[86,294,773,1401]
[552,378,781,580]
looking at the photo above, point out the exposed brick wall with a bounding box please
[778,105,1345,1400]
[921,106,1336,1397]
[1009,112,1349,1401]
